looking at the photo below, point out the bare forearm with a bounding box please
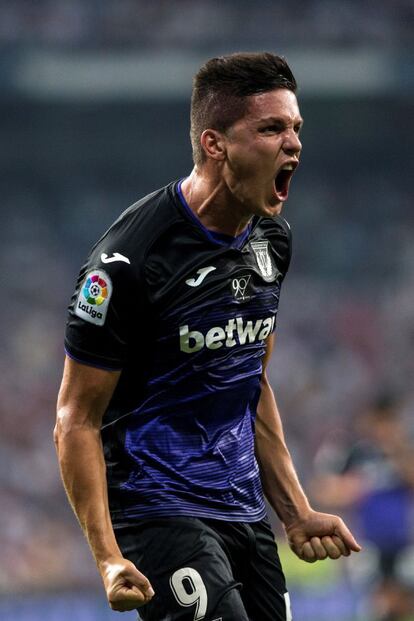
[55,360,154,610]
[255,379,310,526]
[54,418,121,567]
[255,341,361,561]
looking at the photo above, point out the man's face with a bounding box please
[221,88,303,217]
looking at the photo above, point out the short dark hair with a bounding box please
[190,52,297,166]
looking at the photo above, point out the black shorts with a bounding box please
[115,515,292,621]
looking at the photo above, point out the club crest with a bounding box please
[251,240,278,282]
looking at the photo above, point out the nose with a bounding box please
[282,129,302,157]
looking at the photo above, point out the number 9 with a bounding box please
[170,567,208,621]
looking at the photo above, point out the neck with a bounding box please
[181,167,252,237]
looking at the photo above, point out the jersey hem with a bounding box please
[111,504,267,527]
[64,343,123,371]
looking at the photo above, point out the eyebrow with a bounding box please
[258,115,304,126]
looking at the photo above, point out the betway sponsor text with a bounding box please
[179,315,275,353]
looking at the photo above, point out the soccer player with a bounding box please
[54,52,361,621]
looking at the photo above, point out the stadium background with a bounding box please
[0,1,413,620]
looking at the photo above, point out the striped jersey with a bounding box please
[65,180,292,526]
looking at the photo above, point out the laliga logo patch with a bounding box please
[83,274,108,306]
[75,269,112,326]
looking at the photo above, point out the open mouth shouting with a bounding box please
[274,160,299,202]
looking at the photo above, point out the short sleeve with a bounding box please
[275,216,292,279]
[257,215,292,282]
[64,245,143,370]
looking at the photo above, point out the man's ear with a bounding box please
[200,129,227,161]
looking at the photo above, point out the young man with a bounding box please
[55,53,360,621]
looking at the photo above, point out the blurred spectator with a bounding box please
[311,394,414,620]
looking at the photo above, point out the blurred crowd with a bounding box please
[0,2,413,613]
[310,393,414,619]
[0,0,412,49]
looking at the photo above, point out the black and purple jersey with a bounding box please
[65,180,292,526]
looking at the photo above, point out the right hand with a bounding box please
[100,557,155,611]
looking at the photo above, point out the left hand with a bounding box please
[285,509,362,563]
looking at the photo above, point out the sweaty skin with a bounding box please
[55,359,155,610]
[181,89,303,236]
[256,335,361,563]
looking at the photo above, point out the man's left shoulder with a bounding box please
[251,216,292,278]
[256,215,291,239]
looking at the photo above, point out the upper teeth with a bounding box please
[281,164,294,171]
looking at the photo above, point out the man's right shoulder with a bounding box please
[92,182,182,266]
[113,182,180,238]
